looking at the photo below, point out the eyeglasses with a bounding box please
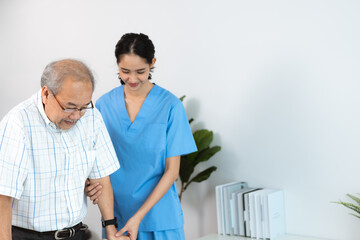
[52,93,94,114]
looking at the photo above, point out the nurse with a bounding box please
[88,33,197,240]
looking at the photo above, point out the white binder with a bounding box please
[215,181,248,235]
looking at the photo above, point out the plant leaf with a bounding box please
[183,151,198,162]
[184,166,217,190]
[194,146,221,166]
[179,95,186,102]
[335,201,360,215]
[179,157,195,183]
[346,193,360,206]
[349,213,360,219]
[193,130,213,152]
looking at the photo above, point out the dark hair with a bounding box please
[115,33,155,85]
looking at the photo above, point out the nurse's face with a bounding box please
[118,53,156,91]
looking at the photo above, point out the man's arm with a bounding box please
[88,176,129,240]
[0,195,12,240]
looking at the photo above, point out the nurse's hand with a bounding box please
[107,225,131,240]
[108,234,130,240]
[84,178,103,204]
[115,216,141,240]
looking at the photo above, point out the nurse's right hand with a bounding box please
[85,178,103,204]
[107,225,130,240]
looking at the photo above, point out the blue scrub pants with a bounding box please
[137,227,185,240]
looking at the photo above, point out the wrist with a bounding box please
[105,225,117,234]
[102,217,118,228]
[132,213,144,223]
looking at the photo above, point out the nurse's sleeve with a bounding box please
[166,101,197,158]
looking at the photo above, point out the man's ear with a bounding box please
[41,86,50,104]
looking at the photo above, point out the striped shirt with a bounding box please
[0,90,120,231]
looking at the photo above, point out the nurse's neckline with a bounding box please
[124,82,155,100]
[123,83,156,124]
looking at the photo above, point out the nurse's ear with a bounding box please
[150,58,156,68]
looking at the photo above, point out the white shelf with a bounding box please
[196,234,326,240]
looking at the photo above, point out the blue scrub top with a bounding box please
[96,84,197,231]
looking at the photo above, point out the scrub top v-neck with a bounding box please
[119,84,154,135]
[96,84,197,231]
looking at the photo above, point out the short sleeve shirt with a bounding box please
[0,90,120,231]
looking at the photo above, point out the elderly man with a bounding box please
[0,59,128,240]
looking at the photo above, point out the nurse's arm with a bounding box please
[88,176,129,240]
[116,155,180,240]
[0,194,12,240]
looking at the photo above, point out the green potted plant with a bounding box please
[178,96,221,201]
[333,193,360,219]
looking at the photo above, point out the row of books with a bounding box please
[216,181,285,239]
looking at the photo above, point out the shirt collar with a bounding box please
[34,89,57,129]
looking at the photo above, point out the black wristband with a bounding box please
[102,217,118,228]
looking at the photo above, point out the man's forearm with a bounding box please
[88,176,117,236]
[0,195,12,240]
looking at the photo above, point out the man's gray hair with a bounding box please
[40,59,95,94]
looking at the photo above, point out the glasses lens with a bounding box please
[64,109,76,113]
[62,101,93,114]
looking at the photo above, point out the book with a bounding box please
[215,181,248,235]
[216,185,223,234]
[264,189,285,240]
[243,188,262,237]
[216,182,285,239]
[248,190,258,238]
[235,187,256,236]
[254,189,274,239]
[224,182,248,235]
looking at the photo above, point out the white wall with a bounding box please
[1,0,360,239]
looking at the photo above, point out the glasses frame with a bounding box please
[52,92,94,114]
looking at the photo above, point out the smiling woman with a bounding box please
[118,53,156,93]
[85,33,197,240]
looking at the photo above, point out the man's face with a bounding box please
[42,76,93,130]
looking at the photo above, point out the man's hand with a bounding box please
[84,178,102,204]
[115,216,141,240]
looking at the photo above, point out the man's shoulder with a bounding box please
[0,94,38,128]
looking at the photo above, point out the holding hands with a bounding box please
[115,216,141,240]
[84,179,140,240]
[106,225,130,240]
